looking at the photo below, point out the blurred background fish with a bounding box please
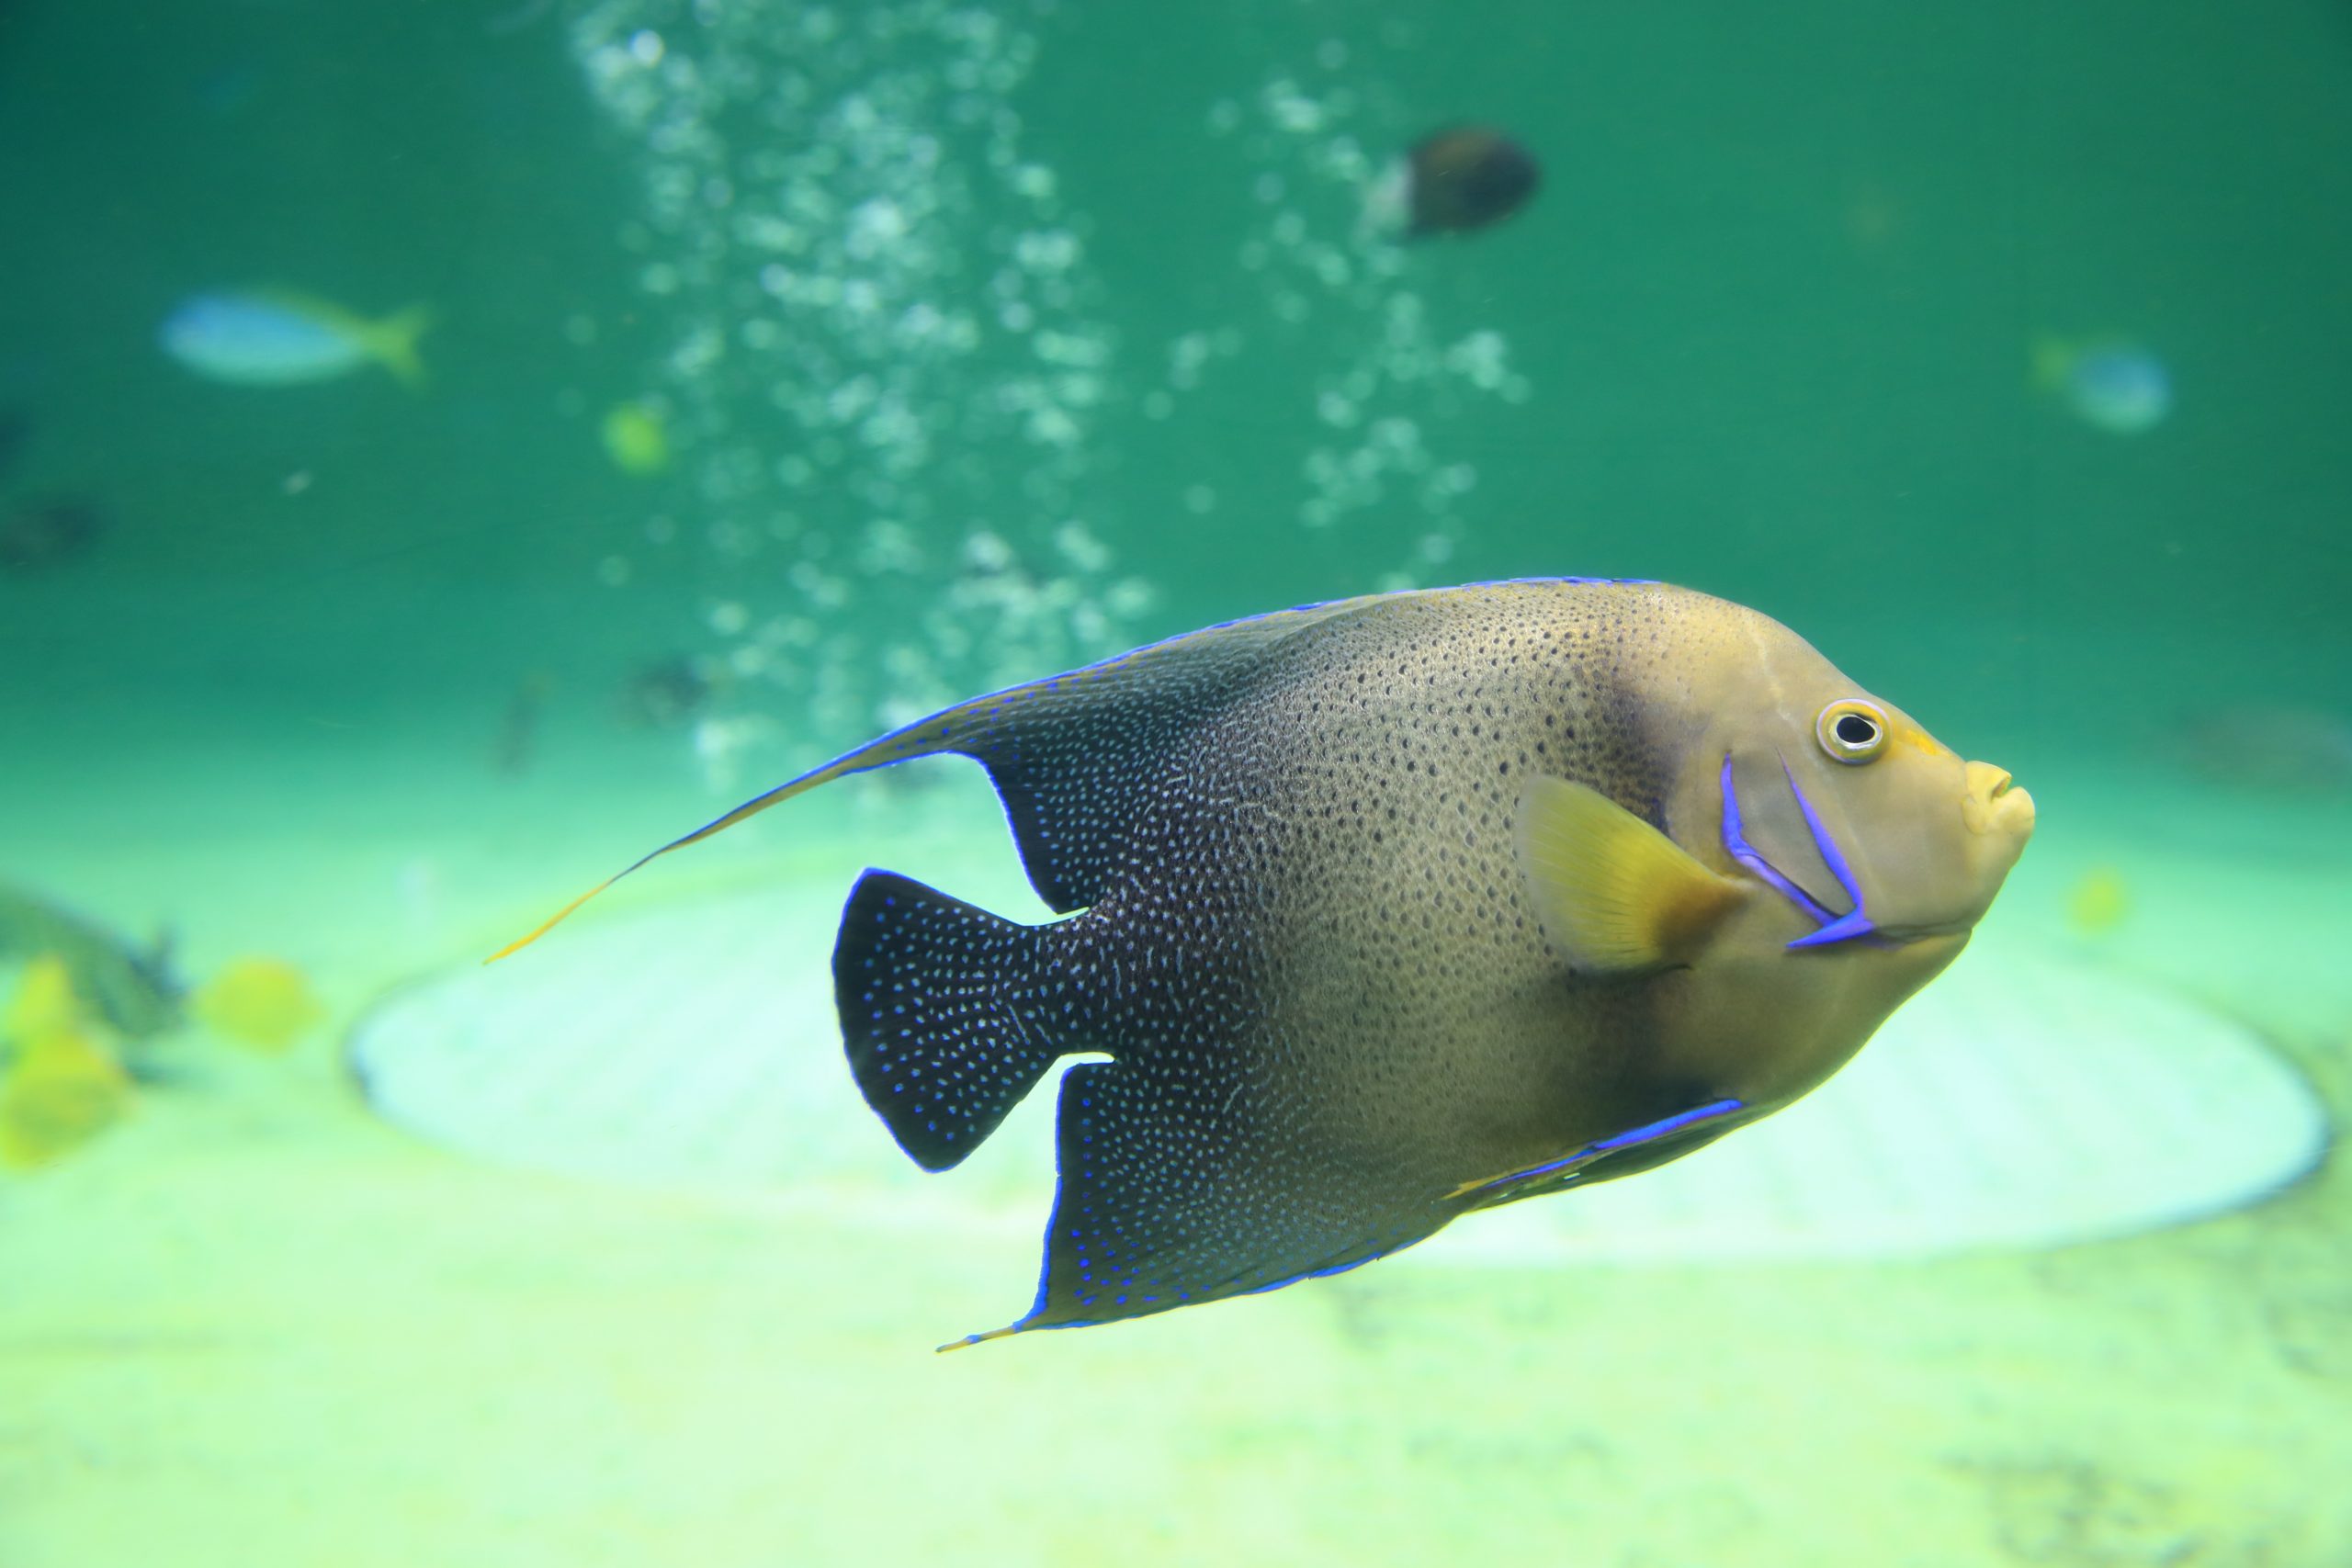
[0,408,28,479]
[191,957,324,1055]
[160,289,435,389]
[616,653,716,730]
[0,884,184,1043]
[0,954,135,1171]
[2159,703,2352,794]
[2064,866,2132,937]
[599,399,672,476]
[0,494,106,573]
[493,670,556,775]
[1365,125,1542,241]
[2032,335,2174,434]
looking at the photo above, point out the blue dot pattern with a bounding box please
[834,870,1069,1172]
[818,578,1799,1342]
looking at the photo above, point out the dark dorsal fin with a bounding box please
[844,590,1397,910]
[490,591,1400,957]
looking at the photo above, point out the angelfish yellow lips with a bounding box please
[1962,761,2035,838]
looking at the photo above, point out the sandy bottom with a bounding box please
[4,696,2348,1568]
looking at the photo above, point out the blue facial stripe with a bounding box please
[1719,757,1836,924]
[1786,910,1873,948]
[1718,756,1877,949]
[1777,760,1874,948]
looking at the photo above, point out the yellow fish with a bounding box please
[2066,866,2131,936]
[0,882,184,1039]
[194,956,324,1053]
[0,954,133,1170]
[498,579,2036,1345]
[599,400,672,476]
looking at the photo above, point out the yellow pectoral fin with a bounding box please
[1513,775,1743,975]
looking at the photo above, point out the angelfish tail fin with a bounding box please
[832,869,1071,1172]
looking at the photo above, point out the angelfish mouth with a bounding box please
[1962,761,2035,837]
[1718,755,1873,950]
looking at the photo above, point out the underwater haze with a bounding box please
[3,0,2349,1564]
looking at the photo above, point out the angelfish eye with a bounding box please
[1815,699,1891,764]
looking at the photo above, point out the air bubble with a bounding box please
[570,0,1149,770]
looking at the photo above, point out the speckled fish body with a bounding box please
[502,579,2034,1344]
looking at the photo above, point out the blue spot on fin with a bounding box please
[834,869,1069,1172]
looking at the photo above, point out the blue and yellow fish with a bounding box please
[499,580,2036,1346]
[161,290,433,389]
[2031,335,2172,435]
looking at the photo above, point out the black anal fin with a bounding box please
[832,870,1071,1171]
[954,1061,1448,1344]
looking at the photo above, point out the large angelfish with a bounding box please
[494,579,2035,1347]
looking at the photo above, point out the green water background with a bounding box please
[3,5,2349,1563]
[4,0,2346,757]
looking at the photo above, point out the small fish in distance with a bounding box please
[1367,127,1542,239]
[162,290,434,389]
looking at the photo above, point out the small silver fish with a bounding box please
[498,580,2035,1346]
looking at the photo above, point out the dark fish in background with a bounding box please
[496,580,2034,1348]
[2162,705,2352,793]
[483,0,555,36]
[493,671,555,776]
[1401,126,1541,237]
[0,496,106,573]
[616,654,714,730]
[0,884,185,1042]
[0,409,28,479]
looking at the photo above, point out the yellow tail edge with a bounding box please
[367,303,436,391]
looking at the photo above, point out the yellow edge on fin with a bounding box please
[362,303,435,390]
[935,1323,1025,1354]
[484,761,857,963]
[483,693,1005,964]
[1513,775,1742,975]
[488,591,1466,967]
